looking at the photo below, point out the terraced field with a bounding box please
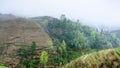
[64,48,120,68]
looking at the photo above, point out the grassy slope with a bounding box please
[64,48,120,68]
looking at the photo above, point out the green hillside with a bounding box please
[0,14,120,68]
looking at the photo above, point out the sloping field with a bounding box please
[0,18,52,47]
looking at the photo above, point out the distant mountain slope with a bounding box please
[112,30,120,38]
[0,14,18,21]
[64,48,120,68]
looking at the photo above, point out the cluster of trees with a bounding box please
[17,42,48,68]
[17,42,37,68]
[46,15,120,50]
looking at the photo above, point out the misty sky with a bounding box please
[0,0,120,29]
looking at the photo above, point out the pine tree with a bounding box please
[61,40,67,55]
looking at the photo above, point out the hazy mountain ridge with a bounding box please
[0,14,18,22]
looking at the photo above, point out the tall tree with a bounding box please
[40,51,48,68]
[61,40,67,54]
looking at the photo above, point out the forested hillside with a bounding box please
[32,15,120,67]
